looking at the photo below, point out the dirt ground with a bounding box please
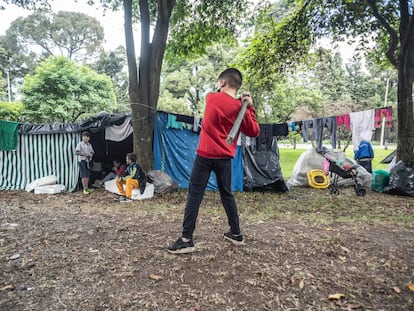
[0,187,413,311]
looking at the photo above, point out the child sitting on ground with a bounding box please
[115,153,146,202]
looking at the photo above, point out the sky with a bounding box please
[0,0,357,63]
[0,0,127,50]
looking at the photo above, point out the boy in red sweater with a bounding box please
[168,68,260,254]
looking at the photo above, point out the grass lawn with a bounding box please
[279,146,393,179]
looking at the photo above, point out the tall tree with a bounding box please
[4,0,250,170]
[92,0,248,171]
[242,0,414,167]
[6,10,104,62]
[311,48,347,102]
[21,56,116,123]
[91,46,129,112]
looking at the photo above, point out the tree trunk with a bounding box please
[123,0,175,172]
[396,7,414,168]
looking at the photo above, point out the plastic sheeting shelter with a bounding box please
[153,111,243,191]
[1,111,288,193]
[0,128,80,191]
[242,136,289,192]
[0,112,133,192]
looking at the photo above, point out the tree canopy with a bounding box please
[6,10,104,61]
[242,0,414,167]
[21,56,116,123]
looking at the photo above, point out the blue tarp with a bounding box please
[153,111,243,191]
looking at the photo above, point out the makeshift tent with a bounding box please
[1,111,288,193]
[380,150,396,164]
[0,112,134,192]
[0,125,79,191]
[153,111,244,191]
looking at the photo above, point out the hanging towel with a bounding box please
[349,109,375,150]
[0,120,19,151]
[166,114,183,130]
[105,117,133,142]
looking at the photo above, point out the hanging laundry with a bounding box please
[105,117,133,142]
[336,114,351,130]
[256,123,288,151]
[374,107,392,128]
[301,119,315,143]
[0,120,19,151]
[314,117,337,151]
[166,114,183,130]
[349,109,375,150]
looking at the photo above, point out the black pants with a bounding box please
[357,159,372,173]
[182,155,241,240]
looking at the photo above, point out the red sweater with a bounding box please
[197,92,260,159]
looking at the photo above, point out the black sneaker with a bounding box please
[167,237,195,254]
[223,231,245,245]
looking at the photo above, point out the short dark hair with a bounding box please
[126,153,137,162]
[81,131,90,138]
[218,68,243,90]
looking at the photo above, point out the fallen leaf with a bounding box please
[149,274,163,281]
[408,283,414,292]
[393,286,401,293]
[290,276,295,285]
[328,293,345,300]
[299,279,304,289]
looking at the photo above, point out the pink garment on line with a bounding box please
[336,114,351,130]
[374,107,392,128]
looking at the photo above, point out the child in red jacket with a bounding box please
[168,68,260,254]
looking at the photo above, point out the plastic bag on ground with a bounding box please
[383,161,414,196]
[146,170,179,194]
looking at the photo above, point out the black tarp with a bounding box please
[18,111,131,135]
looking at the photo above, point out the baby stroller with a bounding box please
[319,148,366,196]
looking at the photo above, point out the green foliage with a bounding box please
[0,101,25,121]
[166,0,248,60]
[239,2,314,89]
[157,90,192,115]
[5,10,104,63]
[1,0,50,10]
[91,46,129,111]
[256,78,325,123]
[21,56,116,123]
[310,49,346,101]
[160,43,241,116]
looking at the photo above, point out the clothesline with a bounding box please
[289,106,393,124]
